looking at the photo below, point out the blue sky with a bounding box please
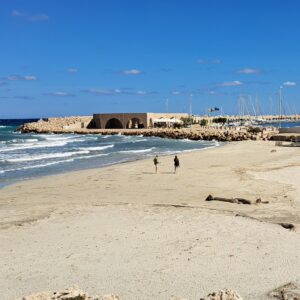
[0,0,299,118]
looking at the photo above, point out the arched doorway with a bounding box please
[105,118,123,129]
[126,118,144,129]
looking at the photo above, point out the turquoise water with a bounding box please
[0,120,219,188]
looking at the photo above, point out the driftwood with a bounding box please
[205,194,268,205]
[278,223,295,230]
[269,282,300,299]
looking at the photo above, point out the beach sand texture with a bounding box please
[1,141,300,299]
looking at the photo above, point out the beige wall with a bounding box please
[92,113,190,129]
[93,113,148,129]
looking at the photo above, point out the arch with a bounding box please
[126,118,144,129]
[105,118,124,129]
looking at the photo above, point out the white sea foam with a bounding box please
[78,144,114,151]
[132,139,148,143]
[0,135,88,152]
[39,134,85,142]
[0,141,69,152]
[182,138,199,143]
[74,153,110,160]
[119,148,154,154]
[1,159,75,173]
[1,138,39,144]
[5,150,90,162]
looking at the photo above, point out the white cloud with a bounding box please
[171,91,181,95]
[283,81,296,86]
[7,75,37,81]
[83,88,156,96]
[24,75,37,81]
[237,68,261,74]
[12,10,26,17]
[45,92,75,97]
[197,58,221,64]
[121,69,143,75]
[84,88,122,96]
[220,80,243,87]
[136,90,147,95]
[11,10,49,21]
[67,68,78,73]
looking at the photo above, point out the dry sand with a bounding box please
[1,141,300,299]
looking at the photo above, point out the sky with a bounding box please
[0,0,300,118]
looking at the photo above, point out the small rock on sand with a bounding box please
[200,289,243,300]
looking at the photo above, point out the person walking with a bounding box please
[153,155,159,173]
[174,155,180,173]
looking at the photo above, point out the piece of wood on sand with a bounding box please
[269,282,300,299]
[205,194,269,205]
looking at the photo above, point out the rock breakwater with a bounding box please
[18,117,278,142]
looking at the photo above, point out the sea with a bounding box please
[261,120,300,128]
[0,119,220,188]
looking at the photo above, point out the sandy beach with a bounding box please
[1,141,300,299]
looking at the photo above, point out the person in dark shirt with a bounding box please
[153,155,159,173]
[174,155,180,173]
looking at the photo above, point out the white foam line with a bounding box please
[78,144,114,151]
[132,139,148,143]
[119,148,154,154]
[74,153,110,160]
[0,141,69,152]
[1,159,75,173]
[5,150,90,162]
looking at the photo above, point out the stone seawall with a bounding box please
[18,118,279,142]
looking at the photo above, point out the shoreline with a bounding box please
[1,140,300,299]
[0,139,222,190]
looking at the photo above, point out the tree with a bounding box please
[200,119,208,126]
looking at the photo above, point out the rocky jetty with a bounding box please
[20,287,243,300]
[18,117,278,142]
[19,116,93,133]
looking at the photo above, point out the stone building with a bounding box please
[91,113,189,129]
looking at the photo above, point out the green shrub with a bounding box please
[247,126,262,133]
[212,117,227,124]
[200,119,208,126]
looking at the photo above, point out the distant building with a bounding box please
[91,113,189,129]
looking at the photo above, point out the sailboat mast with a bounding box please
[279,86,283,127]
